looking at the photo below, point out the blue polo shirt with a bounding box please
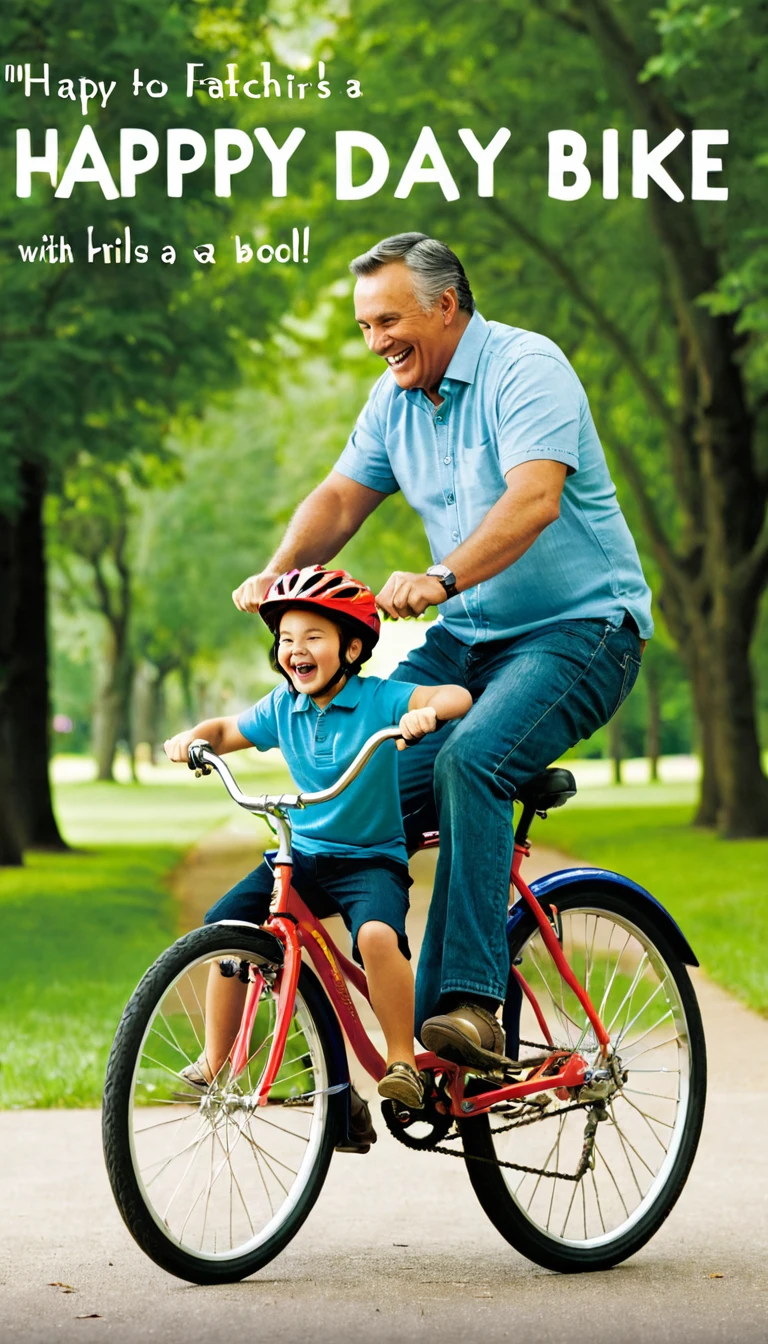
[335,311,653,643]
[237,675,419,863]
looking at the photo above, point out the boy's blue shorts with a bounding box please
[204,848,412,965]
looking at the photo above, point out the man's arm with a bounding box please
[233,471,389,612]
[376,459,567,619]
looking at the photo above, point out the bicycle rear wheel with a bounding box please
[460,887,706,1272]
[103,924,344,1283]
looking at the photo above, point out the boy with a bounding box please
[164,565,472,1129]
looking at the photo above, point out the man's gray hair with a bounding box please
[349,233,475,314]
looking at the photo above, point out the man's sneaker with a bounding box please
[335,1084,378,1154]
[421,1002,512,1071]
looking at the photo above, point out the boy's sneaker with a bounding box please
[335,1085,378,1154]
[421,1003,511,1071]
[377,1062,425,1110]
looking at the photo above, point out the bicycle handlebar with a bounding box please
[187,725,404,817]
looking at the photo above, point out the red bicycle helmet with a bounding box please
[260,566,381,647]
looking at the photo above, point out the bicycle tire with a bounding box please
[460,886,706,1273]
[103,924,345,1284]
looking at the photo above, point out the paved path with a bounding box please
[1,824,766,1343]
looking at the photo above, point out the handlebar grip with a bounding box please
[188,738,213,773]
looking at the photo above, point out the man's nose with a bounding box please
[369,328,392,356]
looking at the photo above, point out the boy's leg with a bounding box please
[356,921,416,1069]
[197,858,277,1079]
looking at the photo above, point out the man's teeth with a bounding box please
[387,348,412,367]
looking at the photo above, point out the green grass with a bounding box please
[541,803,768,1016]
[0,764,291,1108]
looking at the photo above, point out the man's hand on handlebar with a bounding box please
[232,570,280,613]
[397,706,440,750]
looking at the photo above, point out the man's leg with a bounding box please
[416,620,642,1041]
[389,623,471,849]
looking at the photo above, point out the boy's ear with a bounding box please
[346,636,363,665]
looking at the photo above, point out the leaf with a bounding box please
[709,1272,724,1279]
[48,1282,75,1294]
[74,1313,103,1319]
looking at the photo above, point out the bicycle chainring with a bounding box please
[380,1072,454,1150]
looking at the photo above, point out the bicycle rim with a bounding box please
[467,894,703,1259]
[128,944,329,1264]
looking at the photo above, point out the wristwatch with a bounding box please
[426,563,458,600]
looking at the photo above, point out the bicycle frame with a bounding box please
[232,841,610,1120]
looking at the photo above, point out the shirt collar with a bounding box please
[290,674,364,713]
[403,310,490,410]
[441,310,490,386]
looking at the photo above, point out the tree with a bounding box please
[253,0,768,834]
[0,0,289,854]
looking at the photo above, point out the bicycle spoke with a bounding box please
[123,942,331,1263]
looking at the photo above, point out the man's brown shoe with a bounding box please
[335,1084,377,1154]
[421,1003,512,1071]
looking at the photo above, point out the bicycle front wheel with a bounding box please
[461,887,706,1273]
[103,924,344,1283]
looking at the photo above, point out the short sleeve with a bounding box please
[371,678,421,725]
[496,353,580,476]
[237,690,280,751]
[334,379,400,495]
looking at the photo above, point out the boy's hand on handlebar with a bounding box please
[397,706,439,750]
[232,570,280,613]
[164,730,199,763]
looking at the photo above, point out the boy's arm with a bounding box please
[164,715,252,762]
[408,684,473,720]
[397,683,473,749]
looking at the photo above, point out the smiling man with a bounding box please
[233,233,652,1068]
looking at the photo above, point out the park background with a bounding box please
[2,0,768,1108]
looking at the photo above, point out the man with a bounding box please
[233,232,651,1070]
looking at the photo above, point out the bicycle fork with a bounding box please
[227,861,302,1105]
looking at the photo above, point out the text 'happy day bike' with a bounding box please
[102,728,706,1282]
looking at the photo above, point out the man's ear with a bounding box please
[440,287,459,326]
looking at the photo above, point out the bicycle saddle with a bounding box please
[516,767,577,812]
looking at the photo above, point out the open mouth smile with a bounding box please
[290,662,317,680]
[387,346,413,368]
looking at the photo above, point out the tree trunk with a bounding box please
[0,516,23,866]
[645,663,661,784]
[608,713,623,786]
[6,464,66,850]
[708,589,768,837]
[684,640,721,827]
[93,639,133,783]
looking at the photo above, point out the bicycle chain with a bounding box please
[429,1101,602,1181]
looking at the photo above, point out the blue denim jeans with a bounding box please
[390,618,642,1031]
[204,849,412,966]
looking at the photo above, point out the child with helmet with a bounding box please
[164,565,472,1144]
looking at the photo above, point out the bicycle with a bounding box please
[102,728,706,1282]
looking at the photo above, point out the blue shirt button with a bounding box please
[452,531,459,541]
[445,492,455,504]
[444,456,451,464]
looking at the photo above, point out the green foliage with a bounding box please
[0,844,178,1106]
[543,802,768,1014]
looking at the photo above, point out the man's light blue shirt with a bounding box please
[237,675,418,864]
[335,311,653,642]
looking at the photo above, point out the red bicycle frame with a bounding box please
[230,841,612,1119]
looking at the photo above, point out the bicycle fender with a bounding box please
[508,867,699,967]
